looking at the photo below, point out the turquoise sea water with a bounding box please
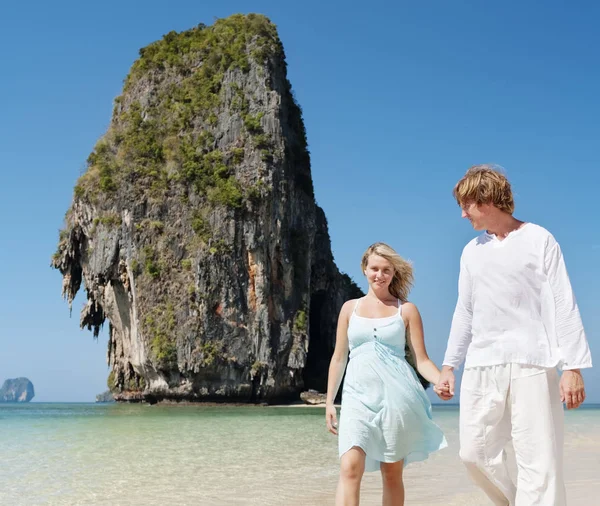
[1,403,599,505]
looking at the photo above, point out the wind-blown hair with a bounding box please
[361,242,413,302]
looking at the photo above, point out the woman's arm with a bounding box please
[403,302,442,385]
[325,300,352,434]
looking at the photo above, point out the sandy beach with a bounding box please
[283,405,599,506]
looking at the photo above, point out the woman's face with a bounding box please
[364,254,394,290]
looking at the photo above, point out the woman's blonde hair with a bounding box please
[361,242,413,301]
[453,164,514,214]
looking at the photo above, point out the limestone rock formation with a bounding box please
[300,389,327,405]
[0,377,35,402]
[52,14,362,403]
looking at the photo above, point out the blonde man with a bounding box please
[436,165,592,506]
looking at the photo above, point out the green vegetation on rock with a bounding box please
[92,213,122,229]
[293,309,307,334]
[191,213,211,242]
[198,340,222,366]
[145,303,178,369]
[75,14,282,207]
[107,371,116,391]
[142,246,162,279]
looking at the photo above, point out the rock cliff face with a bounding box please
[52,14,361,403]
[0,378,35,402]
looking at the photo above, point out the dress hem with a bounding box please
[339,439,448,473]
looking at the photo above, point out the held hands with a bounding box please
[325,403,338,435]
[560,369,586,409]
[434,366,455,401]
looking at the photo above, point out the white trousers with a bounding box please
[459,364,566,506]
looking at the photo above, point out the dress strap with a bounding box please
[397,298,402,318]
[352,298,362,316]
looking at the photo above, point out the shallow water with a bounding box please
[0,403,598,505]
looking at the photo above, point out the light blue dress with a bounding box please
[338,298,447,472]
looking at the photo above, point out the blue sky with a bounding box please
[0,1,598,402]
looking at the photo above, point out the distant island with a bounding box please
[0,377,35,402]
[95,390,115,403]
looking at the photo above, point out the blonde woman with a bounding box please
[326,243,448,506]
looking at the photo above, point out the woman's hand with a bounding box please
[434,366,455,401]
[433,382,453,401]
[326,403,338,435]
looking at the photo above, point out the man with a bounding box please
[436,165,592,506]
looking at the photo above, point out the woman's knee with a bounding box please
[380,461,404,487]
[340,449,365,482]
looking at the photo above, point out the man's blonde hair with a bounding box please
[361,242,413,302]
[453,164,514,214]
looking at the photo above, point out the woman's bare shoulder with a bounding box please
[401,301,420,316]
[341,298,360,312]
[338,298,360,324]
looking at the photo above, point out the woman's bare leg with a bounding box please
[336,447,366,506]
[380,460,404,506]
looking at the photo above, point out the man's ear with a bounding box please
[480,202,494,213]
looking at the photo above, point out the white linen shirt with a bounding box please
[443,223,592,370]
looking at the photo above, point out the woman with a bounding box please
[326,243,449,506]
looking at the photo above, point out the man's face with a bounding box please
[461,201,488,230]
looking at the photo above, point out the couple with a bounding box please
[325,165,592,506]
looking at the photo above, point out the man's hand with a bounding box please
[560,369,585,410]
[434,366,456,401]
